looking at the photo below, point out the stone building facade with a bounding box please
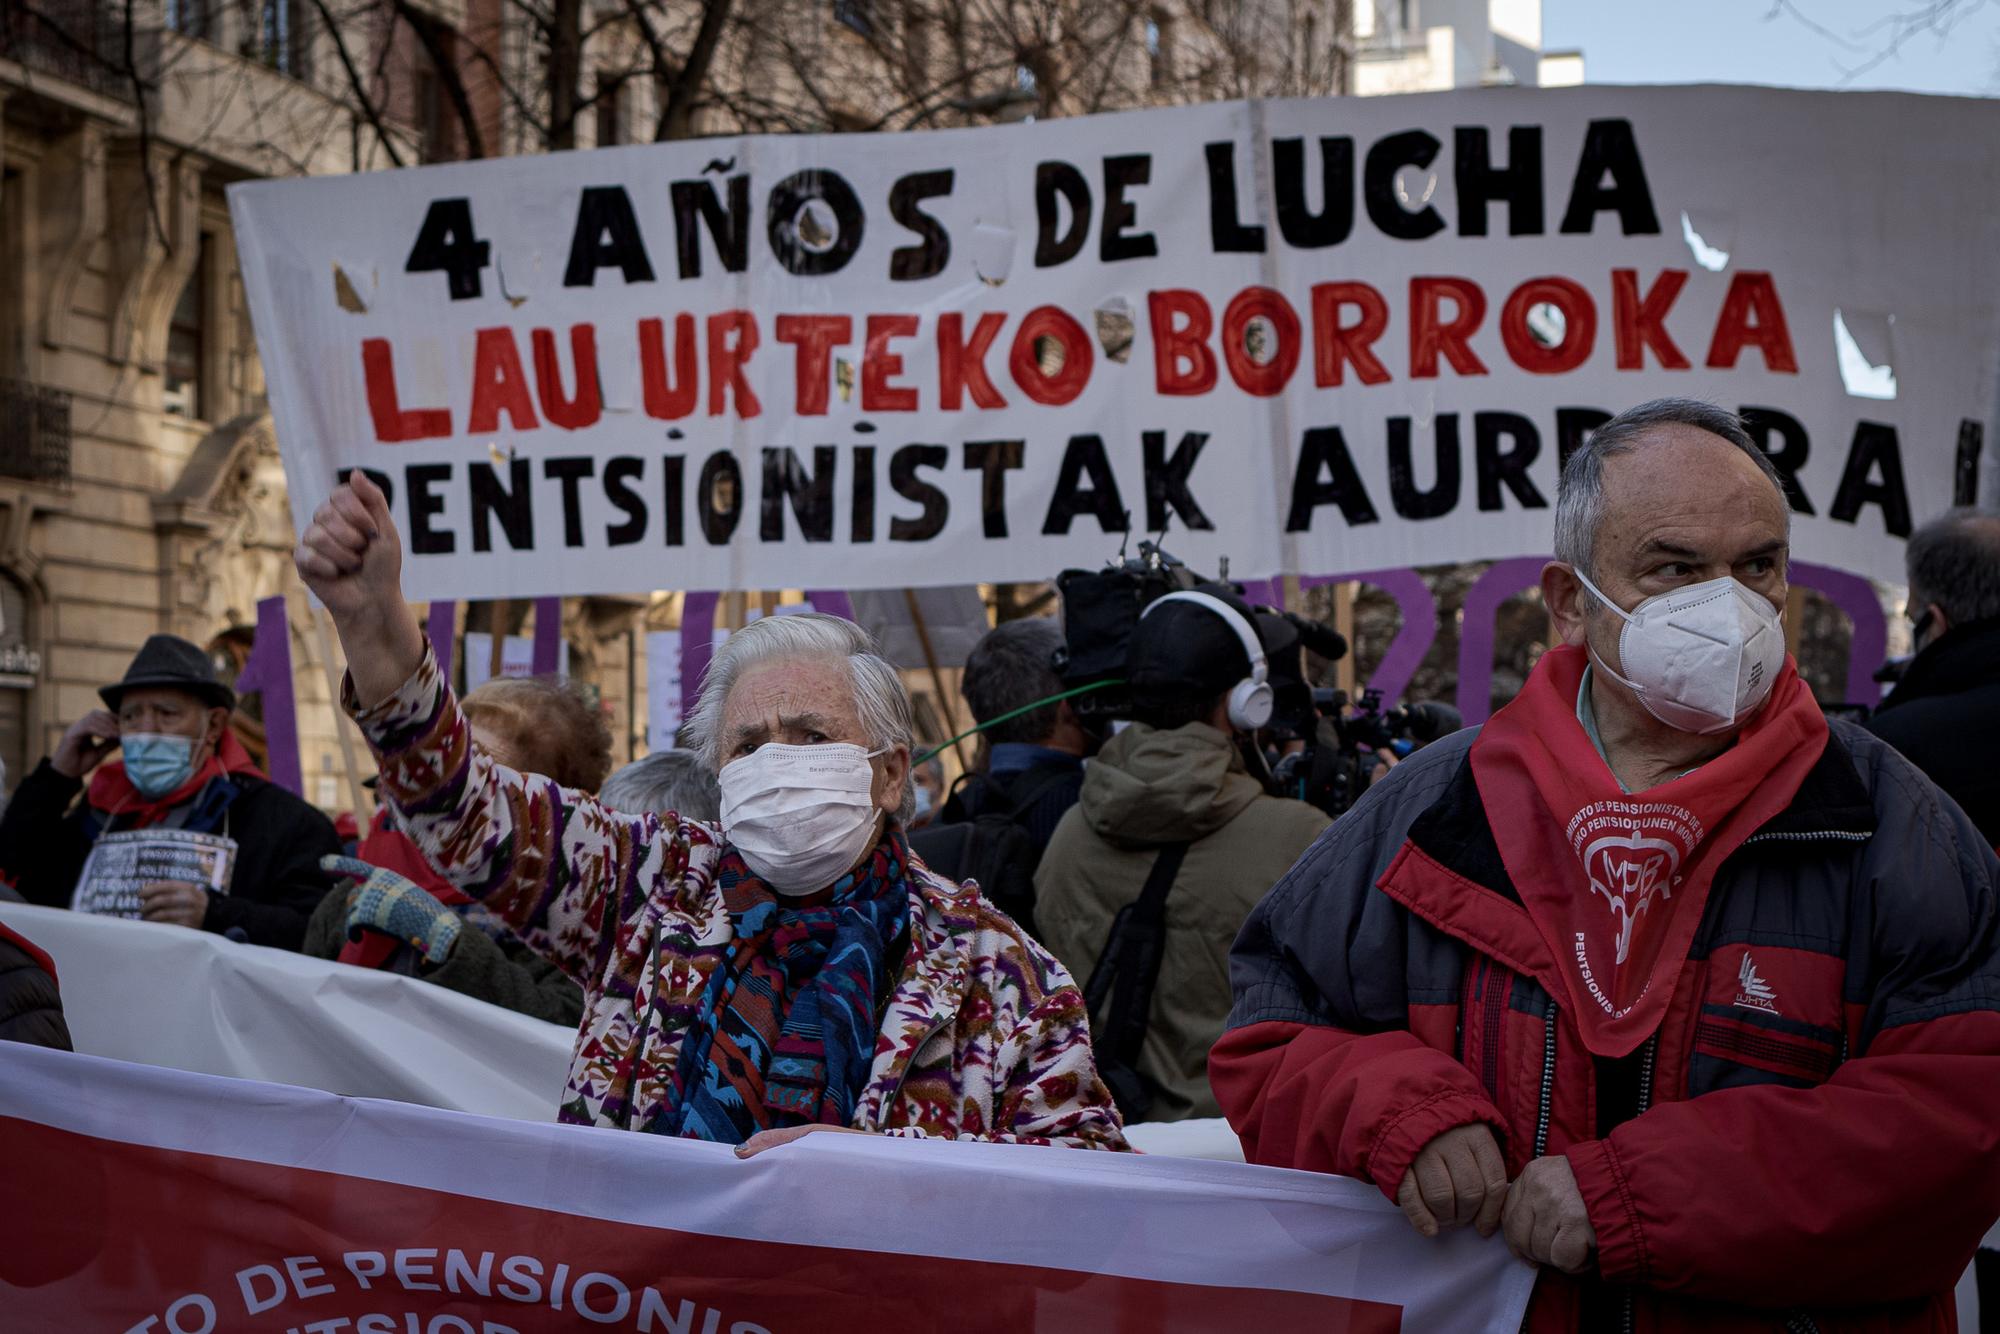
[0,0,410,804]
[2,0,1582,814]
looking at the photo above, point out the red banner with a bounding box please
[0,1045,1536,1332]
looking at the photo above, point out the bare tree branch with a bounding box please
[307,0,407,166]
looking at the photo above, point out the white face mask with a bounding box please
[719,742,887,893]
[1573,569,1786,736]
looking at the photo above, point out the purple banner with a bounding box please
[1788,561,1889,706]
[425,601,456,684]
[235,595,302,797]
[531,597,564,677]
[1238,573,1438,705]
[1456,558,1550,725]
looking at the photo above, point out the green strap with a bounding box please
[914,679,1121,766]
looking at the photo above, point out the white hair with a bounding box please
[599,749,721,822]
[681,612,916,824]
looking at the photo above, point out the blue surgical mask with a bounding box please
[913,783,934,822]
[122,733,197,799]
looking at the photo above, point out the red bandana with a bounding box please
[1470,645,1827,1057]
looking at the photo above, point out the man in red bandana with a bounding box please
[1212,399,2000,1331]
[0,635,341,950]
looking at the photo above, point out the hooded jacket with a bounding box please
[350,646,1127,1150]
[1866,616,2000,846]
[1213,722,2000,1332]
[1036,721,1329,1121]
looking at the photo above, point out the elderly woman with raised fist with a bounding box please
[295,475,1125,1153]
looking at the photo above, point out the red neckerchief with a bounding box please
[336,808,471,969]
[1469,645,1827,1057]
[86,731,265,829]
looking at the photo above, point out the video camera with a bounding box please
[1054,542,1440,817]
[1269,688,1464,816]
[1050,541,1465,817]
[1049,542,1211,731]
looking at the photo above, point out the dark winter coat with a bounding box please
[0,760,341,951]
[301,880,584,1028]
[0,923,71,1050]
[1866,616,2000,846]
[1214,722,2000,1333]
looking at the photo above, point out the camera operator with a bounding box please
[1036,585,1329,1123]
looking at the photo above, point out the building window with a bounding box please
[0,166,21,377]
[834,0,875,38]
[0,570,36,792]
[167,0,213,40]
[596,71,625,147]
[253,0,311,79]
[164,235,209,420]
[415,64,456,162]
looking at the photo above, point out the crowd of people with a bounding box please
[2,396,1998,1329]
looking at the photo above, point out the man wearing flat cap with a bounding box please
[0,634,340,949]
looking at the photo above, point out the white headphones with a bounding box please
[1140,590,1273,730]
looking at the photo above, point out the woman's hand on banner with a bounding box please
[1501,1155,1596,1273]
[295,473,425,707]
[733,1125,868,1159]
[138,879,209,929]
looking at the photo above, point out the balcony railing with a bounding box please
[0,379,73,487]
[0,0,135,101]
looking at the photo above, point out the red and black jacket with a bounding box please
[1213,721,2000,1333]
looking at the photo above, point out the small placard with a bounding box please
[71,829,238,919]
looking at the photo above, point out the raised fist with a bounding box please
[294,472,402,625]
[293,471,425,708]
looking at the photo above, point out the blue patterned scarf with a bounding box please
[658,831,913,1143]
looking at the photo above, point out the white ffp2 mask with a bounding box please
[1574,569,1786,735]
[719,742,886,893]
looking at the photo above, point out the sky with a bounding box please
[1542,0,2000,96]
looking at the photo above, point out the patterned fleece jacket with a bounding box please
[350,646,1129,1150]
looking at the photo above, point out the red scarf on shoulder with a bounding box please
[336,808,472,969]
[87,731,264,829]
[1469,645,1827,1057]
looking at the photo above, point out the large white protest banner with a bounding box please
[0,901,570,1118]
[230,87,2000,600]
[0,1042,1536,1331]
[0,900,1235,1156]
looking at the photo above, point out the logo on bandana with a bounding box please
[1582,831,1681,964]
[1564,800,1706,1014]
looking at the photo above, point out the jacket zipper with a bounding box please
[1532,995,1557,1159]
[1619,1034,1660,1334]
[1740,830,1870,845]
[880,1015,951,1125]
[1521,997,1558,1334]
